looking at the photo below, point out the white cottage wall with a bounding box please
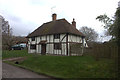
[68,34,82,43]
[46,44,54,54]
[49,35,53,42]
[36,45,39,53]
[28,34,86,55]
[49,44,54,54]
[38,45,41,53]
[36,37,40,44]
[31,40,36,44]
[41,36,46,40]
[60,34,66,42]
[62,44,66,55]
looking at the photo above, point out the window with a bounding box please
[40,36,41,40]
[54,43,61,50]
[30,44,36,49]
[54,34,60,39]
[31,37,35,41]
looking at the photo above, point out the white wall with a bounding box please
[68,34,82,43]
[43,36,46,40]
[36,37,40,44]
[46,44,53,54]
[62,44,66,55]
[83,38,88,47]
[60,34,66,42]
[29,34,66,44]
[28,44,36,53]
[49,35,53,42]
[38,45,41,53]
[28,34,86,55]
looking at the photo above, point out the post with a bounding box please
[81,37,84,56]
[66,33,68,56]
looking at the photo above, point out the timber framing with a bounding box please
[28,34,87,56]
[27,15,87,56]
[66,33,68,56]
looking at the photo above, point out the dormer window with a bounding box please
[31,37,35,41]
[54,34,60,39]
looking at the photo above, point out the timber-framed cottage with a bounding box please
[26,13,87,56]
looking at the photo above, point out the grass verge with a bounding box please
[6,55,117,78]
[2,50,117,78]
[2,50,34,59]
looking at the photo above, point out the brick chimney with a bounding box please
[72,18,76,28]
[52,13,57,21]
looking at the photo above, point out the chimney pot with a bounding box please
[72,18,76,28]
[52,13,57,21]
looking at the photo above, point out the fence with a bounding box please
[69,42,118,60]
[84,43,118,60]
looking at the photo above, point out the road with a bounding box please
[2,62,54,79]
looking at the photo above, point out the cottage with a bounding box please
[26,13,87,56]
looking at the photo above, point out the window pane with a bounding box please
[54,34,60,39]
[31,37,35,41]
[54,43,61,50]
[30,45,36,49]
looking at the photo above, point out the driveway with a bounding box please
[2,62,54,79]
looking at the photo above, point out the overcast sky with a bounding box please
[0,0,119,41]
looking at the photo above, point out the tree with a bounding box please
[112,6,120,46]
[96,14,114,37]
[0,15,15,50]
[1,15,28,50]
[96,5,120,46]
[79,26,98,42]
[2,34,16,50]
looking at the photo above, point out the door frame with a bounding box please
[41,43,46,55]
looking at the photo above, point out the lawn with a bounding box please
[2,50,33,59]
[3,50,117,78]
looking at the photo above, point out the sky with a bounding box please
[0,0,120,42]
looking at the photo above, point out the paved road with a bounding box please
[2,62,53,78]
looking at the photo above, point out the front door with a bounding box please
[41,44,46,55]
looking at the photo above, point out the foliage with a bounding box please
[96,14,113,30]
[2,35,28,50]
[2,35,15,50]
[1,16,27,50]
[79,26,98,42]
[113,7,120,46]
[96,6,120,45]
[1,15,14,50]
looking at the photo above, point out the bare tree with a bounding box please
[1,15,15,50]
[79,26,98,42]
[1,15,28,50]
